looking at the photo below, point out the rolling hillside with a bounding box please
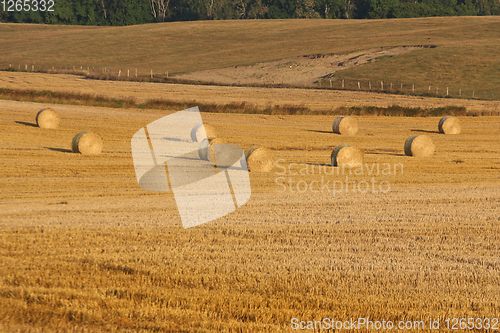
[1,16,500,333]
[1,16,500,96]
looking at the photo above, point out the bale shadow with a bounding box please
[304,129,334,134]
[411,129,440,134]
[366,152,406,157]
[304,163,334,167]
[15,121,38,127]
[300,162,340,171]
[45,147,73,153]
[364,149,406,157]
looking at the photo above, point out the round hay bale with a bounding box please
[438,116,461,134]
[332,116,358,136]
[36,108,60,129]
[404,134,435,157]
[191,123,218,142]
[331,144,363,167]
[71,131,103,155]
[244,147,274,172]
[198,137,225,161]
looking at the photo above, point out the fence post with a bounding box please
[127,70,129,77]
[31,65,34,71]
[369,81,371,90]
[459,89,461,97]
[400,83,403,90]
[330,79,332,88]
[358,82,360,90]
[118,70,121,77]
[151,70,153,79]
[135,68,138,78]
[342,79,344,89]
[381,81,383,90]
[412,84,415,93]
[446,87,449,96]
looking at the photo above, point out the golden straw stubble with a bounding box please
[72,131,104,155]
[404,135,435,157]
[438,116,462,134]
[331,144,363,167]
[36,108,60,129]
[244,147,274,172]
[191,123,218,142]
[332,116,358,136]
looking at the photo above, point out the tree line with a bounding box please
[1,0,499,25]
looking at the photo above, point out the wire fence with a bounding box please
[2,64,500,102]
[317,77,499,101]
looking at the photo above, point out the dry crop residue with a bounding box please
[0,99,499,332]
[1,71,500,113]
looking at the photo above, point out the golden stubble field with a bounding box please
[1,71,500,114]
[0,73,499,332]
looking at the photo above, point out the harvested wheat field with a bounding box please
[2,71,500,114]
[1,86,499,332]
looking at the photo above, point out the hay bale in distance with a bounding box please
[404,135,435,157]
[331,144,363,167]
[36,108,60,129]
[438,116,461,134]
[198,137,224,161]
[332,116,358,136]
[244,147,274,172]
[191,123,218,142]
[72,131,103,155]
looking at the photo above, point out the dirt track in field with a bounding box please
[1,71,500,114]
[176,46,433,86]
